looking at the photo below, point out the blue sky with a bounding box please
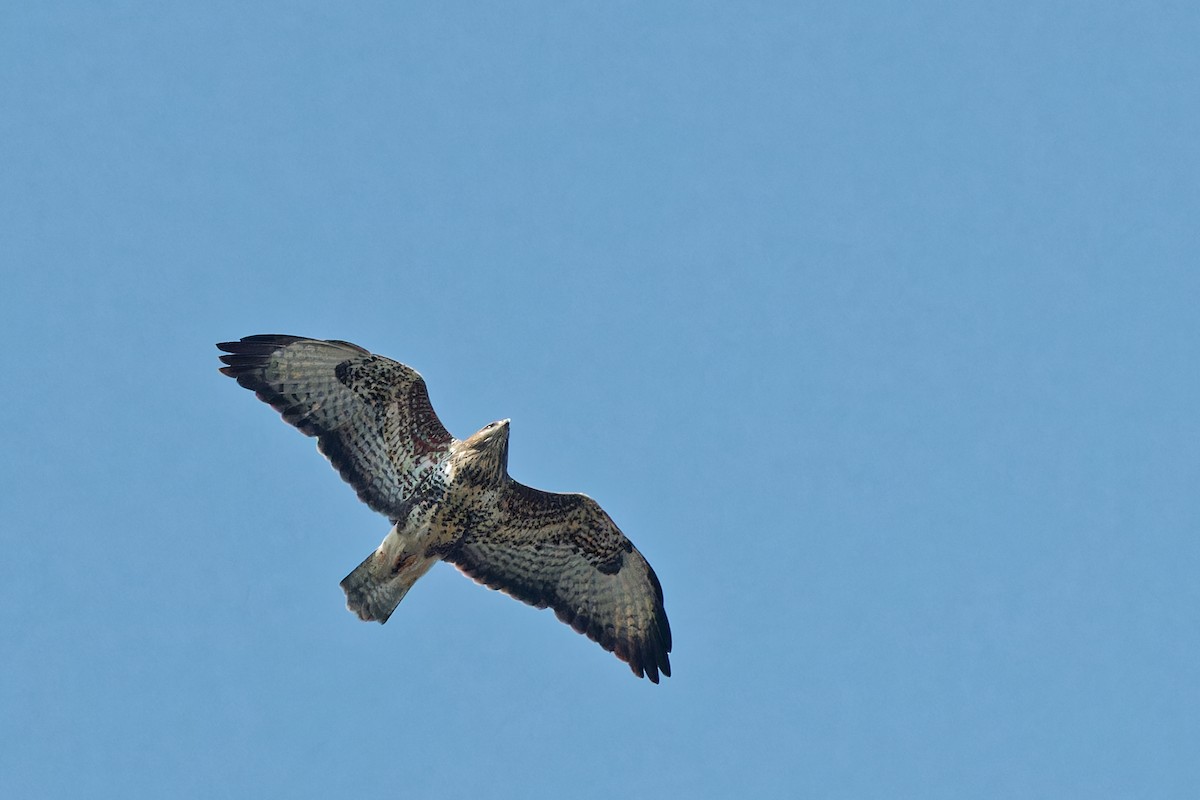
[3,2,1198,797]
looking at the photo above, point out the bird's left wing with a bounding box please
[444,483,672,682]
[217,335,454,520]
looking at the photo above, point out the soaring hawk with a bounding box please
[217,335,672,682]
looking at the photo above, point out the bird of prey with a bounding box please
[216,335,672,682]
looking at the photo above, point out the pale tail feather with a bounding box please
[340,532,438,623]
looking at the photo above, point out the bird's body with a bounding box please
[217,335,671,682]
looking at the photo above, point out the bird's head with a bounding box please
[460,418,510,480]
[472,418,510,444]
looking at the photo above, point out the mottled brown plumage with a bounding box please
[217,335,672,682]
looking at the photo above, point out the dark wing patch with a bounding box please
[444,483,672,683]
[217,335,454,518]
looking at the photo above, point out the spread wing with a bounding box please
[217,335,454,520]
[444,483,672,682]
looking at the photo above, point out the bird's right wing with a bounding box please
[444,483,672,682]
[217,335,454,520]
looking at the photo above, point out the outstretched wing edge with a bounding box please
[443,486,673,683]
[216,334,455,519]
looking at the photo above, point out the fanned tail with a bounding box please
[340,528,438,623]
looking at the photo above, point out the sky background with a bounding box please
[3,2,1199,798]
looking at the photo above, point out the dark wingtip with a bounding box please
[630,626,671,684]
[217,334,307,354]
[217,336,307,378]
[216,336,372,378]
